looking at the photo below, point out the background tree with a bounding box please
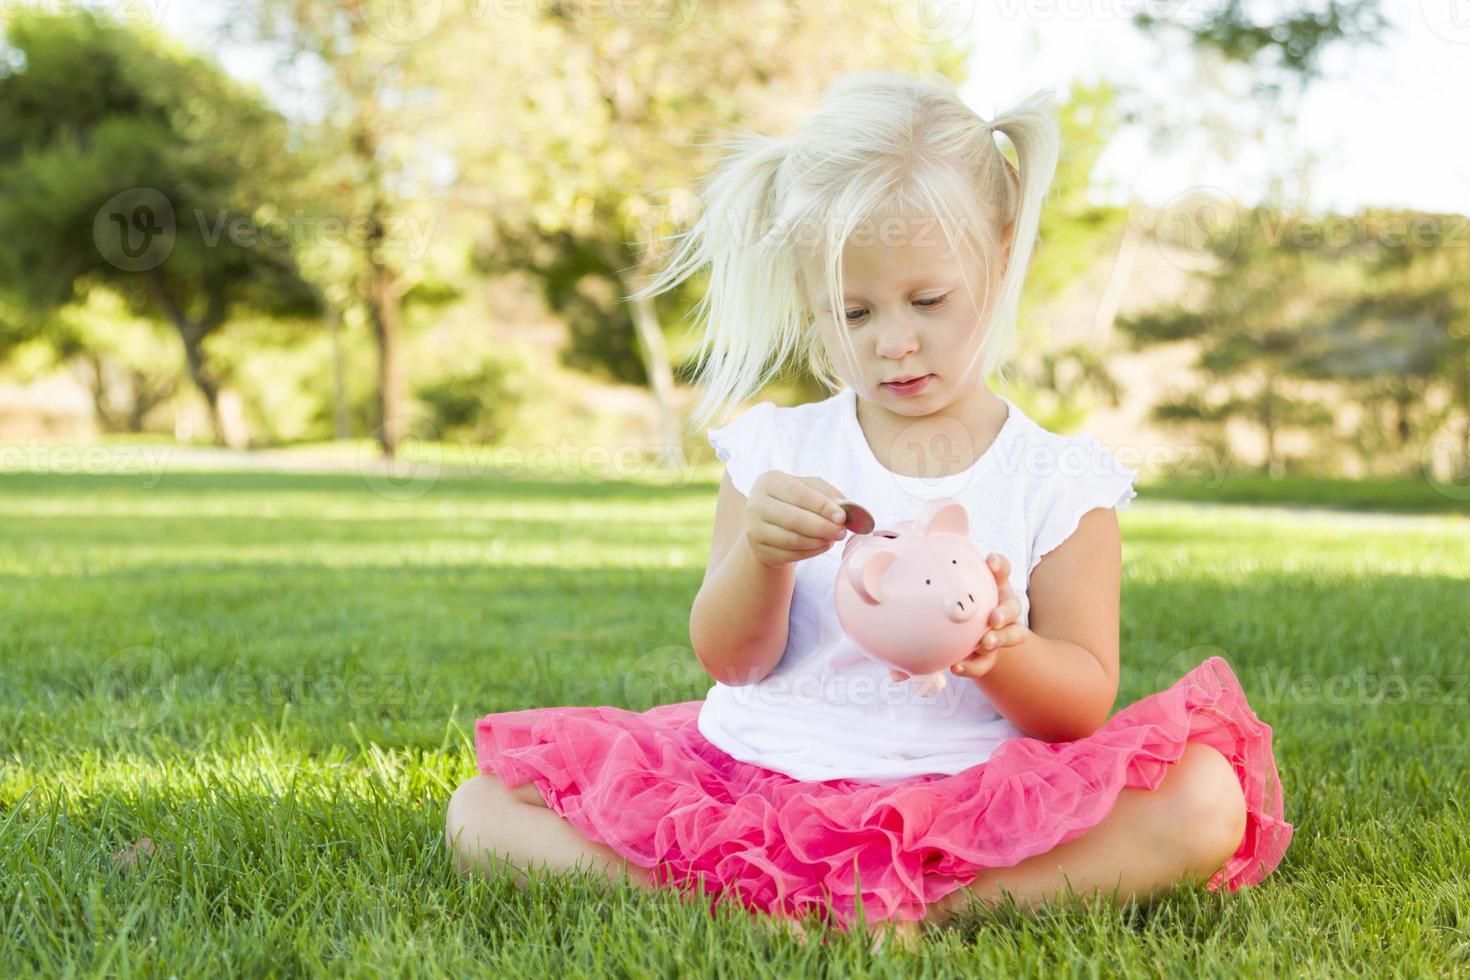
[221,0,463,459]
[1117,204,1345,475]
[1295,211,1470,474]
[1132,0,1389,100]
[0,8,321,447]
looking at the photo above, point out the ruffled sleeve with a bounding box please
[708,401,779,497]
[1027,433,1139,577]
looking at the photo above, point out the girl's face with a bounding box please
[801,216,1012,411]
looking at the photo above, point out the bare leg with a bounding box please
[926,743,1249,926]
[444,772,654,891]
[447,774,894,950]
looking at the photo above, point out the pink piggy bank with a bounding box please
[825,497,998,696]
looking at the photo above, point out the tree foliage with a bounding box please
[0,8,322,445]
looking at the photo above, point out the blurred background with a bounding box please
[1,0,1467,498]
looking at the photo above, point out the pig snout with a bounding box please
[945,585,981,624]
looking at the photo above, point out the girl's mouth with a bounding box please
[881,374,933,397]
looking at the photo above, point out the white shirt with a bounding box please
[697,386,1139,783]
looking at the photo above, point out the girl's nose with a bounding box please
[875,320,919,359]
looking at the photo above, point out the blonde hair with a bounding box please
[627,69,1060,434]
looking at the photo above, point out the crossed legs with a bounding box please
[444,742,1248,934]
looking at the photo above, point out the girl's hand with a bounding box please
[951,552,1028,679]
[742,470,851,569]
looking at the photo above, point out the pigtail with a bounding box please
[975,91,1060,389]
[627,131,805,435]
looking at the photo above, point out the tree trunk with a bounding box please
[625,280,685,472]
[327,301,351,440]
[366,259,404,458]
[1092,202,1143,338]
[1260,381,1280,478]
[1460,364,1470,478]
[78,352,124,433]
[147,272,249,449]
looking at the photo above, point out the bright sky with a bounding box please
[155,1,1469,216]
[961,3,1470,215]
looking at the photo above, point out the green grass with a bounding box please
[1,467,1467,976]
[1139,471,1469,514]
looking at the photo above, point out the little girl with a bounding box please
[446,70,1293,944]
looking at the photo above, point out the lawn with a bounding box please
[1,465,1467,975]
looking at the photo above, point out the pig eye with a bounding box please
[876,531,899,539]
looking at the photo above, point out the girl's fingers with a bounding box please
[988,589,1021,628]
[976,620,1028,651]
[986,552,1011,580]
[952,648,998,675]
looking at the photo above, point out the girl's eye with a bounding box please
[844,295,948,324]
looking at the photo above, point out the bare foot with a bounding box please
[109,836,159,873]
[756,911,814,946]
[866,918,922,954]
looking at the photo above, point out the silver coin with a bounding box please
[836,499,875,535]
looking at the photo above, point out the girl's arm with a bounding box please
[689,473,797,686]
[973,507,1123,741]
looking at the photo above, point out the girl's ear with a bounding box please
[847,546,899,605]
[915,498,969,538]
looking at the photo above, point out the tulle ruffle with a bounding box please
[473,655,1293,930]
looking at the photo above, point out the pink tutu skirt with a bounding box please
[474,655,1293,930]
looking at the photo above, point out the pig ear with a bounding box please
[847,547,898,605]
[916,497,969,537]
